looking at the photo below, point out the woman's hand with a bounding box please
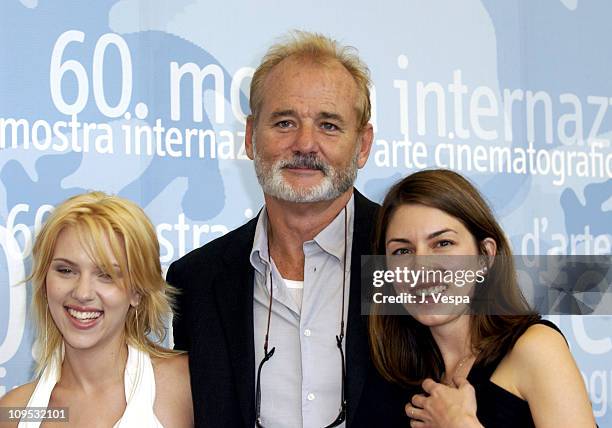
[405,377,483,428]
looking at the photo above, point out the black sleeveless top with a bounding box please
[466,319,564,428]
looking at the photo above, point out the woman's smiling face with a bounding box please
[385,203,495,326]
[45,226,138,352]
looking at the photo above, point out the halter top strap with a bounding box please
[19,344,163,428]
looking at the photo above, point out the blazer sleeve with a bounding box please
[167,260,190,352]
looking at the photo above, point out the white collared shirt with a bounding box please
[250,195,354,428]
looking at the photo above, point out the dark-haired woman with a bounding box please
[369,169,595,428]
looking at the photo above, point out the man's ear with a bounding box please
[356,123,374,169]
[245,115,256,160]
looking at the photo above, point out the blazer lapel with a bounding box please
[215,218,258,426]
[346,190,379,426]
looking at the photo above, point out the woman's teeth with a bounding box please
[67,308,102,320]
[418,284,448,296]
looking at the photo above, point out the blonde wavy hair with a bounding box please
[249,30,372,130]
[30,192,178,376]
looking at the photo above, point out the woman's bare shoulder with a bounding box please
[491,323,569,396]
[506,324,595,426]
[0,381,36,407]
[0,382,37,428]
[152,354,193,428]
[152,353,189,383]
[500,323,583,397]
[510,323,569,366]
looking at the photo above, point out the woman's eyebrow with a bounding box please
[427,228,457,239]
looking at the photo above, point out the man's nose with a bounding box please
[292,123,317,154]
[72,274,95,302]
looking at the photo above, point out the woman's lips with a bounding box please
[64,306,104,330]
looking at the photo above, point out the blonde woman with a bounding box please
[0,192,193,427]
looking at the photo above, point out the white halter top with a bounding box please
[19,344,164,427]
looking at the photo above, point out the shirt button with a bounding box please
[304,329,312,337]
[307,393,316,401]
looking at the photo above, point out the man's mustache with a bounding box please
[278,154,330,174]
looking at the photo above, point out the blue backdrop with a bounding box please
[1,1,611,424]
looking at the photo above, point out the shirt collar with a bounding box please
[312,194,354,262]
[250,209,271,275]
[249,194,355,270]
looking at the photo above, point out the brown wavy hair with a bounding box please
[368,169,539,386]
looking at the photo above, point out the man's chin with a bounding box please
[267,183,340,203]
[280,169,327,189]
[258,169,355,203]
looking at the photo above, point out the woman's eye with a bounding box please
[391,248,413,255]
[56,266,73,275]
[97,272,113,282]
[436,240,454,248]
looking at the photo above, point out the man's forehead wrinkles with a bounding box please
[270,101,340,112]
[256,58,360,127]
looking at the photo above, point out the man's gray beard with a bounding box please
[253,143,359,203]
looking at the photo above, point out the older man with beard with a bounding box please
[167,31,411,428]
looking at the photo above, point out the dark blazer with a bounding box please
[167,190,411,427]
